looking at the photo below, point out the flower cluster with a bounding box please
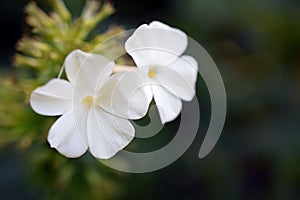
[30,21,198,159]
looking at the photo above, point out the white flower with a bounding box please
[30,49,148,159]
[125,21,198,124]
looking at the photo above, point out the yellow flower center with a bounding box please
[148,67,157,78]
[82,95,94,109]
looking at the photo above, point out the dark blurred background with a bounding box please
[1,0,300,199]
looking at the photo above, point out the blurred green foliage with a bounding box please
[174,0,300,199]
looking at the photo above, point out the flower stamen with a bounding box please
[148,67,157,78]
[82,95,94,109]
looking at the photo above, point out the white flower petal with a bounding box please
[169,55,198,87]
[149,21,187,36]
[125,21,188,67]
[98,70,152,119]
[64,49,114,93]
[154,56,198,101]
[87,106,134,159]
[30,78,73,116]
[48,108,89,158]
[152,85,182,124]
